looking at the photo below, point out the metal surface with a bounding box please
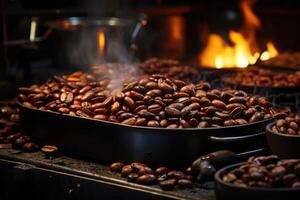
[266,122,300,159]
[0,148,215,200]
[19,102,272,167]
[214,162,300,200]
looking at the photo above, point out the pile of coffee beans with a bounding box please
[226,67,300,87]
[263,52,300,69]
[18,72,277,128]
[222,155,300,188]
[110,161,194,190]
[92,58,199,82]
[137,58,199,81]
[0,104,20,144]
[271,114,300,136]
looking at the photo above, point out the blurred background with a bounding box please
[1,0,300,96]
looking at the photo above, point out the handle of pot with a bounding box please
[4,17,52,47]
[130,14,148,51]
[209,131,264,143]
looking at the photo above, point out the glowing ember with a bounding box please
[199,0,278,68]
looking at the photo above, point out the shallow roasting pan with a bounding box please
[18,102,273,167]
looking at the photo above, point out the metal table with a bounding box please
[0,148,215,200]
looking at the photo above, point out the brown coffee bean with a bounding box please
[148,104,162,114]
[121,165,133,177]
[135,118,147,126]
[130,91,144,101]
[155,167,169,175]
[138,109,156,119]
[147,120,160,127]
[212,99,226,110]
[23,142,38,152]
[158,80,175,93]
[165,107,181,117]
[226,103,246,111]
[167,170,185,179]
[121,117,137,125]
[137,174,157,185]
[249,112,264,122]
[224,119,238,126]
[12,135,31,149]
[110,162,125,173]
[145,81,158,90]
[159,179,177,190]
[180,84,195,95]
[41,145,58,157]
[138,167,154,176]
[178,179,193,189]
[230,107,244,119]
[127,173,139,182]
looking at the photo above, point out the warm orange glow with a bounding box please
[199,0,278,68]
[98,31,105,56]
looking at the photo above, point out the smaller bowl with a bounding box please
[215,162,300,200]
[266,122,300,159]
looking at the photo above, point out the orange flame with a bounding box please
[199,0,278,68]
[98,31,106,56]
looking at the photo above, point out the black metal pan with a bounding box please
[214,162,300,200]
[266,122,300,159]
[18,102,273,167]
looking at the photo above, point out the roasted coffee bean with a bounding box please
[60,92,73,103]
[155,167,169,175]
[167,170,185,179]
[7,133,22,143]
[41,145,58,157]
[135,118,147,126]
[131,162,147,172]
[138,109,156,119]
[110,162,125,173]
[178,179,193,189]
[137,174,157,185]
[138,167,154,176]
[12,135,31,149]
[197,121,209,128]
[147,120,160,127]
[159,179,177,190]
[249,112,264,122]
[127,173,139,182]
[230,107,244,119]
[228,96,247,104]
[148,104,162,114]
[121,165,133,177]
[22,142,38,152]
[212,100,226,110]
[165,107,181,117]
[124,97,136,109]
[121,117,137,125]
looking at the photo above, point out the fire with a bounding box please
[199,0,278,68]
[98,31,106,56]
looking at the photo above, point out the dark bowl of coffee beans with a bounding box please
[215,155,300,200]
[266,115,300,159]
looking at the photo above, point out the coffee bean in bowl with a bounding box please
[215,156,300,200]
[266,114,300,159]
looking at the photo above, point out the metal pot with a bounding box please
[5,15,147,68]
